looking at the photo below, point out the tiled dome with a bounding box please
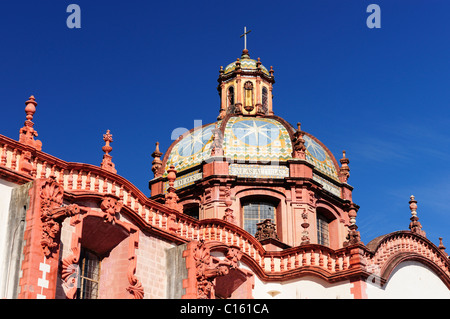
[162,116,340,181]
[223,50,270,76]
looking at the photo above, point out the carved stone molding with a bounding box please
[187,240,243,299]
[40,176,82,258]
[255,219,279,241]
[61,246,80,299]
[100,194,123,223]
[126,231,144,299]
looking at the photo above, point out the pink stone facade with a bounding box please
[1,54,449,299]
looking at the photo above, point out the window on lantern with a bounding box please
[244,81,253,108]
[243,201,276,236]
[316,213,330,246]
[77,248,101,299]
[262,87,268,110]
[227,86,235,107]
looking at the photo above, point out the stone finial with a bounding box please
[151,142,163,178]
[19,95,42,150]
[167,165,177,188]
[235,58,241,70]
[344,202,361,246]
[292,122,306,159]
[409,195,417,217]
[339,150,350,183]
[409,195,426,236]
[438,237,447,256]
[269,66,274,77]
[165,165,182,212]
[256,57,261,69]
[100,129,117,174]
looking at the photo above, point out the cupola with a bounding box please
[217,49,275,120]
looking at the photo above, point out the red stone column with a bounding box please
[18,179,61,299]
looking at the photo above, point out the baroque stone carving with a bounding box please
[223,207,236,224]
[292,122,306,159]
[40,176,81,258]
[255,219,279,241]
[165,165,183,212]
[126,253,144,299]
[193,240,242,299]
[100,194,123,223]
[19,96,42,150]
[100,130,117,174]
[61,247,80,299]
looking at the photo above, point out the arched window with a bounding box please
[262,87,268,110]
[243,201,276,236]
[316,213,330,246]
[227,86,235,107]
[77,248,101,299]
[243,81,254,110]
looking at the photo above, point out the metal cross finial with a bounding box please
[240,26,251,50]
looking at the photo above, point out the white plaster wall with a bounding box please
[0,179,16,297]
[240,262,353,299]
[366,261,450,299]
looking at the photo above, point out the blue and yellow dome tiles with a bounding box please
[224,57,270,76]
[223,117,291,163]
[303,135,339,181]
[163,117,340,182]
[164,123,217,175]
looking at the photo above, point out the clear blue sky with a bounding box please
[1,1,449,247]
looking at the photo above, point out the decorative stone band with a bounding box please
[229,164,289,179]
[364,231,450,286]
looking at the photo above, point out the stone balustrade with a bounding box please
[2,135,448,283]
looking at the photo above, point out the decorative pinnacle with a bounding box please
[100,129,117,173]
[24,95,37,122]
[152,141,162,158]
[408,195,425,236]
[19,95,42,150]
[438,238,447,256]
[167,165,177,188]
[292,121,306,159]
[151,142,163,178]
[409,195,418,217]
[339,150,350,183]
[164,165,182,212]
[102,130,113,155]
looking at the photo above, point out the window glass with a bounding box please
[243,202,275,236]
[77,249,101,299]
[316,214,330,246]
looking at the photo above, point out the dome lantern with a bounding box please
[217,30,275,120]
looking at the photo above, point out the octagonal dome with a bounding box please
[162,116,340,181]
[223,49,270,76]
[224,57,270,76]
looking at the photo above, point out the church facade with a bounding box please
[0,49,449,299]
